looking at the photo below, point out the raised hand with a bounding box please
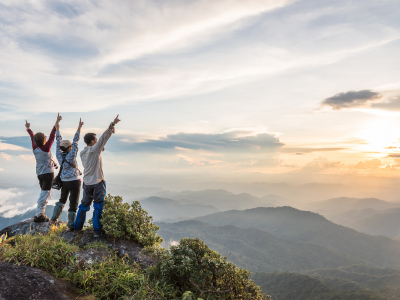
[113,114,121,125]
[25,120,30,129]
[55,113,62,130]
[78,118,84,130]
[55,113,62,124]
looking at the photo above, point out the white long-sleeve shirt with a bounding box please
[80,128,113,185]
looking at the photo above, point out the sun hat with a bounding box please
[60,140,72,149]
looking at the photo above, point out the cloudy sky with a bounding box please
[1,0,400,183]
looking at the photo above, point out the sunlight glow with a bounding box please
[358,118,400,152]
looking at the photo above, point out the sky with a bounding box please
[1,0,400,187]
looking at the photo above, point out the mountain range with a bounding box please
[139,196,219,222]
[156,220,362,273]
[194,207,400,268]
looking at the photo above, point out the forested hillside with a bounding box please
[195,207,400,268]
[156,220,362,272]
[252,271,399,300]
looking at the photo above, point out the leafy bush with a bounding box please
[65,254,146,300]
[145,237,269,300]
[101,194,163,247]
[0,229,79,274]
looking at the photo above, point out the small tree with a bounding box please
[101,195,163,247]
[146,237,270,299]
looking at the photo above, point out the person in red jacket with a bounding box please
[26,114,61,222]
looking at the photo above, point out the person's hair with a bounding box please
[33,132,46,147]
[60,146,72,153]
[84,133,96,145]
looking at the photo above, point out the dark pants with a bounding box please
[37,173,54,191]
[59,180,81,212]
[74,181,106,233]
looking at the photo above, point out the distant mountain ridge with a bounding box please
[304,197,400,213]
[139,196,219,221]
[194,206,400,268]
[156,220,362,272]
[348,209,400,237]
[153,189,285,211]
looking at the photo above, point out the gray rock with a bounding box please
[0,219,65,238]
[75,229,156,268]
[73,248,111,268]
[0,261,94,300]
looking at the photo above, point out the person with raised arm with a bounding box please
[49,117,84,231]
[26,114,61,222]
[74,115,121,238]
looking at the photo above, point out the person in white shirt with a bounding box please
[74,115,121,238]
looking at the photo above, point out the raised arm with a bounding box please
[69,118,83,158]
[42,113,61,152]
[55,129,63,164]
[25,120,37,150]
[91,115,121,153]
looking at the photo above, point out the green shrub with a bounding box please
[65,254,146,300]
[84,240,110,250]
[0,229,79,274]
[145,237,269,300]
[100,194,164,247]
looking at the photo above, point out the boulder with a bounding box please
[0,218,63,238]
[73,229,156,268]
[0,261,95,300]
[73,248,111,268]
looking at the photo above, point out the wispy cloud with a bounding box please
[106,130,284,153]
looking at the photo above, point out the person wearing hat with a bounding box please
[50,116,84,231]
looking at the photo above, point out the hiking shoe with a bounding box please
[67,227,75,232]
[93,232,101,239]
[33,214,50,223]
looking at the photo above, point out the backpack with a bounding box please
[52,155,82,190]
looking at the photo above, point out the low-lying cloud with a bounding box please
[321,90,382,110]
[0,188,30,218]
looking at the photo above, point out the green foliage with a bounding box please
[84,240,110,250]
[0,228,175,300]
[64,254,146,300]
[0,230,79,274]
[146,237,269,300]
[101,194,164,247]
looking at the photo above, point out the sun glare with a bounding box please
[358,118,400,152]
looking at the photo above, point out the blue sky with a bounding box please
[1,0,400,181]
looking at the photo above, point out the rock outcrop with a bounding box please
[0,218,57,237]
[0,261,95,300]
[0,219,157,300]
[0,219,156,268]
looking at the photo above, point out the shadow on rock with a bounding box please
[0,261,95,300]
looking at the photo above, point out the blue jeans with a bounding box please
[74,181,106,233]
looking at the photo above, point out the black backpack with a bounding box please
[52,155,81,190]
